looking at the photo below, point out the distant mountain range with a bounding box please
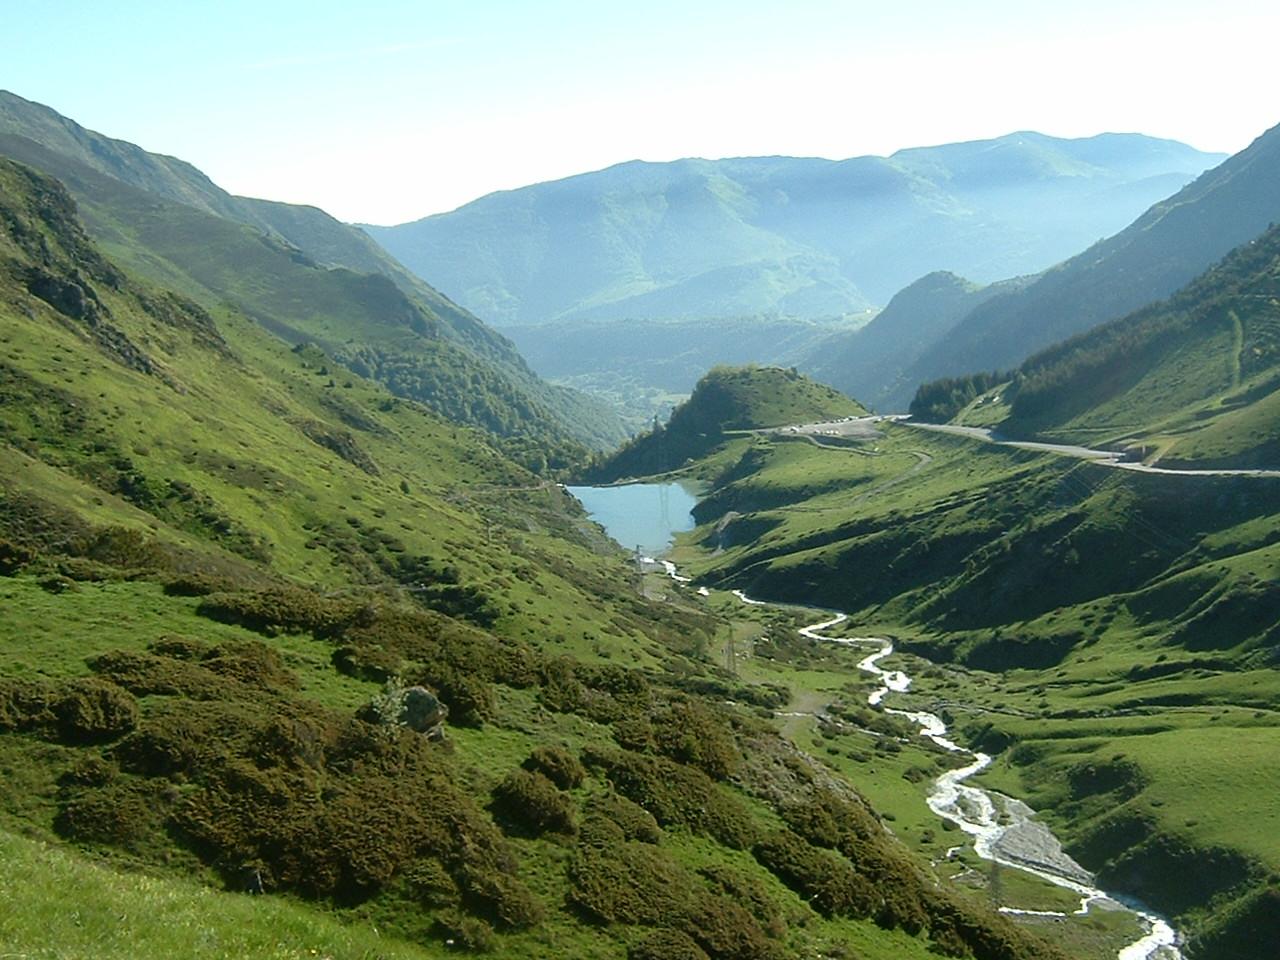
[364,133,1224,325]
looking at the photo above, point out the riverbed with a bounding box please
[576,485,1184,959]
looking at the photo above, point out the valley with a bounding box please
[604,383,1279,959]
[2,15,1279,955]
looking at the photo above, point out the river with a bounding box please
[575,483,1184,959]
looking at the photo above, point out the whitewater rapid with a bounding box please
[642,557,1184,960]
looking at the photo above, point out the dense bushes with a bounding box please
[629,929,710,960]
[583,746,758,849]
[0,677,138,744]
[651,700,740,779]
[569,841,776,960]
[753,829,879,919]
[523,744,586,789]
[491,769,576,837]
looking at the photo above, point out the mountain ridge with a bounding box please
[364,131,1224,326]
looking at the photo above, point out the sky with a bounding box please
[4,0,1279,224]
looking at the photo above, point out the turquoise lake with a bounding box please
[567,482,700,557]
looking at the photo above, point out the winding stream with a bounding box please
[584,483,1183,958]
[689,568,1183,959]
[799,614,1182,960]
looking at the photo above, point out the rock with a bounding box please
[400,686,448,735]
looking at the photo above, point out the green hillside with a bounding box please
[365,133,1221,325]
[991,223,1280,468]
[0,92,625,461]
[612,392,1280,955]
[586,366,865,481]
[0,157,1071,960]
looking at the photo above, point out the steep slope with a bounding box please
[587,366,865,482]
[801,272,1026,409]
[994,222,1280,467]
[888,120,1280,410]
[0,91,624,456]
[0,157,1069,960]
[365,133,1222,325]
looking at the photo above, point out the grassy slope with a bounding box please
[0,159,1066,960]
[664,418,1280,957]
[0,827,447,960]
[987,223,1280,468]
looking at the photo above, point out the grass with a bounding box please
[650,411,1280,955]
[0,828,445,959]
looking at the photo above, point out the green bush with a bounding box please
[522,744,585,789]
[752,829,877,919]
[490,769,576,837]
[583,746,757,849]
[459,866,545,930]
[628,929,709,960]
[55,779,168,853]
[0,677,138,744]
[585,792,662,844]
[652,700,739,779]
[569,842,696,925]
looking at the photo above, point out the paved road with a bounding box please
[898,420,1280,478]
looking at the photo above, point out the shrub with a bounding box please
[0,677,138,744]
[432,911,495,952]
[684,893,776,960]
[490,769,576,836]
[699,865,786,939]
[752,830,878,919]
[459,866,545,930]
[55,779,167,853]
[53,678,140,744]
[652,700,740,779]
[523,744,585,789]
[585,792,662,844]
[569,842,696,925]
[583,746,757,849]
[629,930,710,960]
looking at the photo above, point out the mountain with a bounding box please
[0,154,1070,960]
[0,90,625,460]
[363,133,1223,326]
[586,366,865,482]
[985,222,1280,468]
[883,119,1280,411]
[801,271,1027,410]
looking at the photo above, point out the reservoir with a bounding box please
[567,482,699,557]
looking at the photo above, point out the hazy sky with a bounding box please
[5,0,1278,224]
